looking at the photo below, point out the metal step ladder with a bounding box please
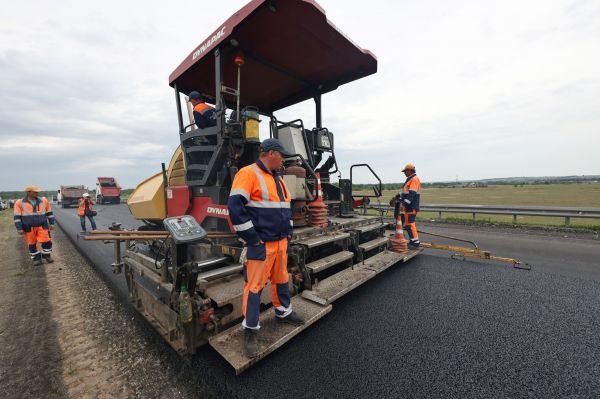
[305,250,354,273]
[302,248,422,306]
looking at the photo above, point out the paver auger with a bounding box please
[90,0,423,374]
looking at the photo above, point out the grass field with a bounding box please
[355,183,600,229]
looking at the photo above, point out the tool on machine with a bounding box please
[418,230,531,270]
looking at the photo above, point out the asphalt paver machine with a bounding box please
[95,0,422,374]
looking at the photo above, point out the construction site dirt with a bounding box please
[2,205,600,398]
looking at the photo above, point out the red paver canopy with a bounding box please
[169,0,377,114]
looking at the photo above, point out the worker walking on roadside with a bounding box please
[393,164,421,250]
[228,138,305,358]
[78,193,97,233]
[13,186,55,265]
[189,91,217,129]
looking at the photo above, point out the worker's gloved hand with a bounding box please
[17,229,24,235]
[49,225,55,230]
[239,247,247,265]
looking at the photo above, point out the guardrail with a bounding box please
[367,203,600,226]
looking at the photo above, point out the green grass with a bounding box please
[358,183,600,228]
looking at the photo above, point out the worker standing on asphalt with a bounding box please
[13,186,55,265]
[189,91,217,129]
[78,193,97,233]
[227,138,305,358]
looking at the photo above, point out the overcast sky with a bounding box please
[1,0,599,190]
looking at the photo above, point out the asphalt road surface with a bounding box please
[54,204,600,398]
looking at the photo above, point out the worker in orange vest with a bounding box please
[189,91,217,129]
[78,193,97,232]
[14,185,55,265]
[398,163,421,249]
[227,138,305,358]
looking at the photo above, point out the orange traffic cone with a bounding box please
[308,172,328,228]
[389,214,408,253]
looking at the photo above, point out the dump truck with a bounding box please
[95,177,122,204]
[58,185,87,208]
[90,0,421,374]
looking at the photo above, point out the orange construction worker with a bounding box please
[398,163,421,249]
[14,185,55,265]
[189,91,217,129]
[227,138,305,358]
[78,193,97,232]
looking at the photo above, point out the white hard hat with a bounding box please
[82,193,90,197]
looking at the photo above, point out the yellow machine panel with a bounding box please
[127,146,185,221]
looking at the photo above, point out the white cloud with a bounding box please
[1,0,599,189]
[0,136,87,153]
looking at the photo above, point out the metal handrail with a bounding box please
[368,203,600,226]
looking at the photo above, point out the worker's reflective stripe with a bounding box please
[242,319,260,330]
[290,220,293,226]
[404,199,411,204]
[41,248,52,254]
[246,200,291,209]
[251,165,269,201]
[275,306,292,318]
[229,188,250,200]
[29,250,41,257]
[20,212,45,216]
[234,220,254,232]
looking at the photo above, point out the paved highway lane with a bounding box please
[53,205,600,398]
[417,221,600,280]
[54,203,143,297]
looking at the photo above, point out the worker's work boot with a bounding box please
[32,258,43,266]
[244,328,259,358]
[44,256,54,264]
[408,241,420,250]
[277,311,305,326]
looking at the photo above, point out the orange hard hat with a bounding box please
[25,185,41,192]
[402,163,416,172]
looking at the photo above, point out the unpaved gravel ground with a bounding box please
[0,214,67,398]
[0,213,218,398]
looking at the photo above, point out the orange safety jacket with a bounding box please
[227,159,292,244]
[193,102,217,129]
[78,198,94,216]
[401,174,421,212]
[14,197,54,232]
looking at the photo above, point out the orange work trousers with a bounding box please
[23,226,52,260]
[401,210,419,243]
[242,238,291,329]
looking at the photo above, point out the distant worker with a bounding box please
[227,138,305,358]
[393,164,421,250]
[189,91,217,129]
[400,163,421,249]
[14,186,55,265]
[78,193,97,233]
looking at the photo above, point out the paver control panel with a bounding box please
[163,216,208,244]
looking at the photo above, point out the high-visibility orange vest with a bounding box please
[78,198,94,216]
[228,159,292,244]
[401,174,421,212]
[14,197,54,231]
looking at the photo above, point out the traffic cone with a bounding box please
[308,172,328,228]
[389,214,408,253]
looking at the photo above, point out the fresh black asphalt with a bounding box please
[54,204,600,398]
